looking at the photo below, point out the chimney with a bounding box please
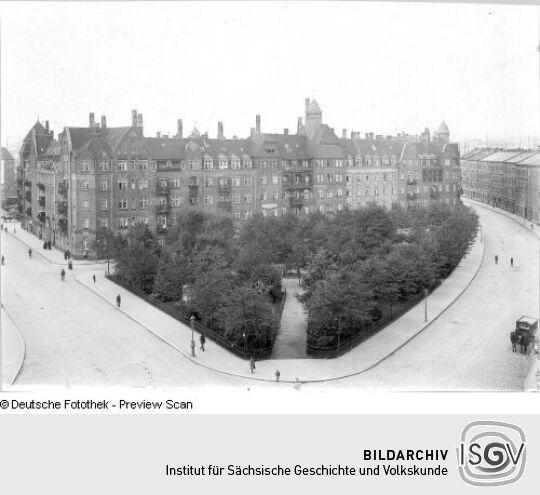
[89,113,95,128]
[342,129,347,139]
[101,115,107,129]
[284,128,289,135]
[369,132,375,140]
[45,120,50,133]
[156,131,161,138]
[256,114,261,134]
[218,121,224,139]
[297,116,303,133]
[177,119,183,138]
[137,113,143,129]
[131,109,137,127]
[376,134,383,140]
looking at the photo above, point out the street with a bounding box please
[1,202,538,390]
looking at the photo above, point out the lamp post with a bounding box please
[189,314,196,357]
[423,288,429,323]
[243,332,247,359]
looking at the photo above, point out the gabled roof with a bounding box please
[480,151,523,163]
[517,152,540,167]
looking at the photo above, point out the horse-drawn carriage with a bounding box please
[511,316,538,354]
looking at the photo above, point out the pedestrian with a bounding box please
[28,248,32,258]
[116,294,121,308]
[494,255,498,265]
[510,257,514,268]
[68,259,73,270]
[200,334,206,352]
[510,331,517,352]
[249,356,256,374]
[61,268,66,281]
[92,274,96,283]
[1,255,5,265]
[275,370,281,382]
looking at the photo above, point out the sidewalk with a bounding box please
[1,306,26,387]
[465,199,540,392]
[76,231,485,384]
[1,221,106,267]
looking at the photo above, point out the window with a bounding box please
[244,209,253,218]
[261,192,268,201]
[100,199,108,210]
[272,175,279,185]
[189,160,197,170]
[82,201,90,210]
[130,160,136,171]
[138,160,148,171]
[244,177,252,186]
[82,181,89,191]
[98,160,109,171]
[244,194,252,203]
[158,216,167,227]
[204,159,213,170]
[131,199,137,209]
[261,176,267,185]
[99,218,108,228]
[139,198,149,209]
[118,217,129,228]
[272,191,278,200]
[335,160,342,168]
[80,160,91,172]
[171,196,180,207]
[318,189,324,199]
[231,160,240,169]
[327,190,334,199]
[219,159,228,170]
[282,208,288,215]
[337,189,343,197]
[232,194,240,203]
[232,177,241,187]
[203,178,213,187]
[131,179,136,190]
[243,160,252,169]
[82,240,89,251]
[100,180,108,191]
[118,180,127,190]
[383,188,387,196]
[336,174,343,182]
[204,195,214,205]
[118,199,128,210]
[83,218,90,229]
[139,180,148,190]
[172,178,181,188]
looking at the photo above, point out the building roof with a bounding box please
[517,152,540,167]
[480,151,524,163]
[461,148,498,161]
[0,147,14,160]
[437,121,449,134]
[307,98,322,115]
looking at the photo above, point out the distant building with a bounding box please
[19,100,462,257]
[0,147,17,209]
[461,148,540,223]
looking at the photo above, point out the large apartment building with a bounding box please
[20,99,462,257]
[462,148,540,223]
[1,147,18,209]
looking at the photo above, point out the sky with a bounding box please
[1,1,539,149]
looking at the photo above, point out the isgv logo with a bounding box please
[457,421,526,486]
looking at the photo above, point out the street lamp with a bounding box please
[189,314,196,357]
[423,288,429,323]
[242,332,247,359]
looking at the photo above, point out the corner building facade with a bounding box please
[20,100,462,257]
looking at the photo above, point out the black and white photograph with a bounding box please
[1,0,539,394]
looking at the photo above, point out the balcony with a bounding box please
[58,182,68,196]
[155,204,171,214]
[56,201,68,217]
[157,183,170,195]
[38,197,46,207]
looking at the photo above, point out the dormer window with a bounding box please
[219,158,228,170]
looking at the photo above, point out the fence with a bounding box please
[106,274,283,360]
[306,291,426,358]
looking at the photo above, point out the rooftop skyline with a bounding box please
[1,1,539,147]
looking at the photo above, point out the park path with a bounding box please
[271,278,308,359]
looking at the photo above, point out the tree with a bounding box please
[152,248,188,302]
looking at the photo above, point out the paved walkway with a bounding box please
[76,225,485,383]
[271,278,308,359]
[2,221,106,267]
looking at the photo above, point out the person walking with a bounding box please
[1,255,5,265]
[510,257,514,268]
[28,248,32,258]
[275,370,281,382]
[510,331,517,352]
[61,268,66,281]
[116,294,121,308]
[92,274,96,283]
[494,255,498,265]
[200,334,206,352]
[249,356,256,374]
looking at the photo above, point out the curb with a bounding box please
[5,230,106,267]
[75,231,486,385]
[0,303,27,387]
